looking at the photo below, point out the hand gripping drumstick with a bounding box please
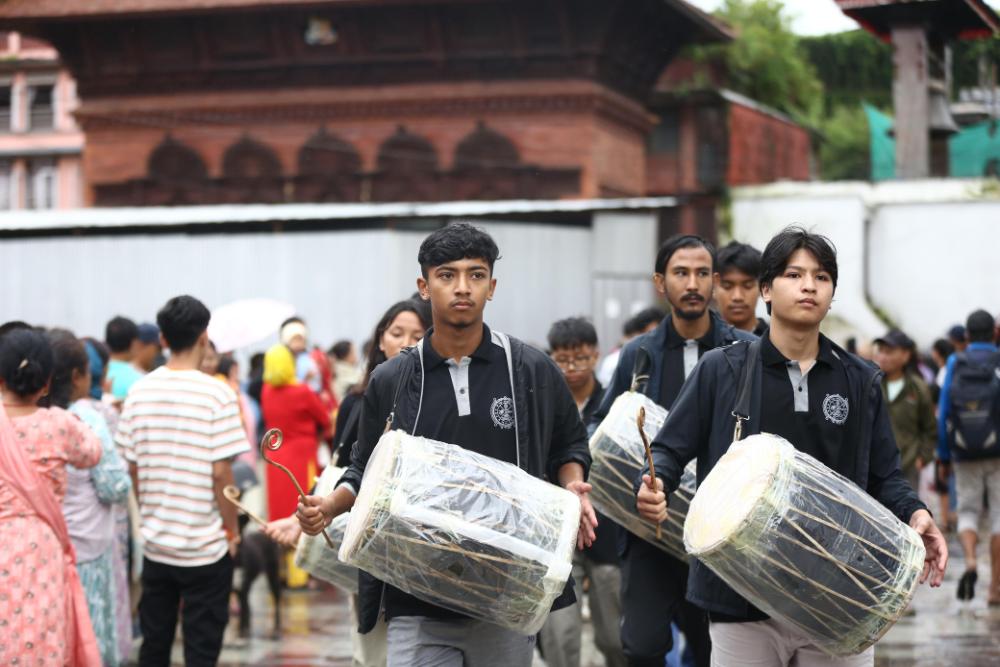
[222,485,267,527]
[260,428,337,549]
[636,407,662,540]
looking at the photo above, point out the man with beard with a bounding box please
[591,234,756,667]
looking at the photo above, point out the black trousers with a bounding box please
[138,554,234,667]
[620,536,711,667]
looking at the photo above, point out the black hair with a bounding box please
[966,309,995,343]
[156,295,211,352]
[760,227,838,291]
[845,337,858,355]
[45,329,88,409]
[547,317,598,351]
[417,222,500,278]
[249,352,265,374]
[0,320,32,343]
[217,354,237,378]
[759,226,838,315]
[105,316,139,354]
[716,241,762,279]
[280,316,305,329]
[654,234,716,275]
[931,338,955,362]
[624,307,666,337]
[356,299,432,395]
[330,340,354,361]
[0,328,53,398]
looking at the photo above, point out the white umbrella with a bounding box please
[208,298,296,353]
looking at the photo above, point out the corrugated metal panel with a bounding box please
[0,221,592,353]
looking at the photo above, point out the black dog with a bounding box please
[234,517,283,639]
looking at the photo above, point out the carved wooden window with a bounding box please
[148,137,209,184]
[454,123,520,170]
[298,128,361,176]
[222,137,282,179]
[374,127,438,201]
[377,128,438,174]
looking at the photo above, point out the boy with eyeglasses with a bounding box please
[541,317,626,667]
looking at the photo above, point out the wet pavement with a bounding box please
[137,532,1000,666]
[874,532,1000,667]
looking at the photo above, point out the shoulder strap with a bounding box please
[383,344,417,434]
[337,398,363,447]
[732,340,761,441]
[630,346,653,394]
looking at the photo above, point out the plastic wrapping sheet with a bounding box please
[339,430,581,635]
[589,392,697,560]
[293,465,358,593]
[684,434,925,656]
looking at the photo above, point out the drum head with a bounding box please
[340,429,404,558]
[684,434,785,555]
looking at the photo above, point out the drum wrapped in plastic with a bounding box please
[294,465,359,593]
[589,391,697,560]
[339,430,581,635]
[684,434,925,656]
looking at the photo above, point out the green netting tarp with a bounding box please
[864,103,896,181]
[866,103,1000,180]
[950,118,1000,177]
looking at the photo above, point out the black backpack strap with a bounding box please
[383,345,417,434]
[336,399,363,449]
[732,340,761,442]
[630,346,653,394]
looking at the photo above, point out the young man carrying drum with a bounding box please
[636,227,948,667]
[296,222,597,667]
[591,234,755,667]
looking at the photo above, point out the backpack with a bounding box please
[947,351,1000,459]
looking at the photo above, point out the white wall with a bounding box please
[0,221,592,355]
[731,179,1000,349]
[868,200,1000,347]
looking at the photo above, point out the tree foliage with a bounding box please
[800,30,892,114]
[817,104,871,181]
[689,0,824,122]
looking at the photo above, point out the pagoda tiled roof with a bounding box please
[836,0,1000,39]
[0,0,354,19]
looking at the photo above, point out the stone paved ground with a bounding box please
[136,531,999,666]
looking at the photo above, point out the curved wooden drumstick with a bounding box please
[223,485,267,527]
[636,407,662,540]
[260,428,336,548]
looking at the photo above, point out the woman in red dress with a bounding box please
[261,344,332,524]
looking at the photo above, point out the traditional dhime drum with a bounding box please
[339,430,581,635]
[589,391,697,560]
[684,433,925,656]
[294,465,359,594]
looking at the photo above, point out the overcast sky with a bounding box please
[687,0,1000,36]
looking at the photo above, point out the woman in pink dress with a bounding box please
[0,327,102,665]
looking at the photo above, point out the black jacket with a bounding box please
[645,338,926,617]
[591,311,757,432]
[339,328,592,632]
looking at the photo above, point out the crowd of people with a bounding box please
[0,221,994,667]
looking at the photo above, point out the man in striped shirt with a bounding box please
[117,295,250,667]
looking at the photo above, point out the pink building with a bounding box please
[0,32,83,209]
